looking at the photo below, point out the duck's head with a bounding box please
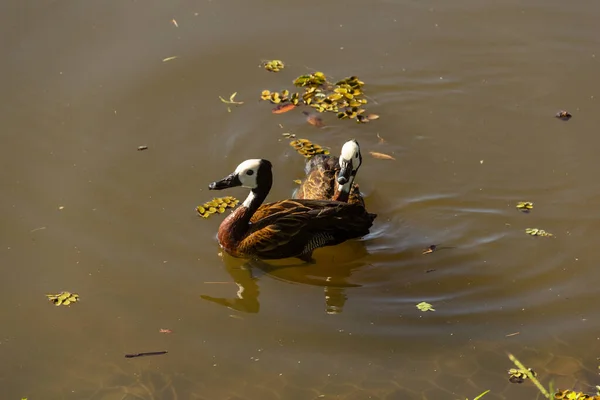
[209,159,272,191]
[337,139,362,190]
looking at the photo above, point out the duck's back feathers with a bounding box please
[295,155,337,200]
[239,199,375,260]
[295,155,365,207]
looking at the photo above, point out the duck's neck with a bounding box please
[219,184,270,244]
[333,175,355,202]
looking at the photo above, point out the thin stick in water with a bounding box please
[125,351,168,359]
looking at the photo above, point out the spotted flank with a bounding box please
[303,232,336,255]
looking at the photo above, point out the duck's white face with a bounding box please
[339,140,361,170]
[234,159,261,189]
[337,140,362,192]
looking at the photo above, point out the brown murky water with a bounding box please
[2,1,600,399]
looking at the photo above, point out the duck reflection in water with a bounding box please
[200,244,367,314]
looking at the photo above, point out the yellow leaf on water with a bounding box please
[171,19,178,27]
[369,151,396,160]
[219,92,244,105]
[162,56,178,62]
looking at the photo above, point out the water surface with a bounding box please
[2,0,600,399]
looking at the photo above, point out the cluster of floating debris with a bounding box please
[46,291,79,306]
[516,201,533,212]
[525,227,553,237]
[508,367,537,384]
[289,138,330,158]
[263,60,284,72]
[261,71,378,124]
[196,196,240,218]
[553,389,600,400]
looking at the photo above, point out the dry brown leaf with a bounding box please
[272,104,296,114]
[422,245,437,255]
[369,151,395,160]
[306,114,324,127]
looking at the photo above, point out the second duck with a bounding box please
[294,139,366,207]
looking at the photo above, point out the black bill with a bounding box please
[208,173,242,190]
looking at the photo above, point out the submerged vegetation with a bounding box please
[507,353,600,400]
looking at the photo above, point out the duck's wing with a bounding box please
[240,199,376,259]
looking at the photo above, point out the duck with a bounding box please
[208,158,376,262]
[294,139,365,207]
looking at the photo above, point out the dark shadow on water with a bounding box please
[200,241,368,314]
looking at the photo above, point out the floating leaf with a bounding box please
[272,104,296,114]
[162,56,178,62]
[281,132,296,139]
[507,354,550,397]
[260,90,271,101]
[46,291,80,306]
[293,72,326,87]
[366,114,380,120]
[293,179,302,184]
[416,302,435,312]
[196,197,239,218]
[290,92,300,105]
[422,245,437,255]
[159,328,172,334]
[555,110,572,121]
[137,145,148,151]
[369,151,396,160]
[516,201,533,212]
[269,92,282,104]
[525,228,553,237]
[508,367,536,384]
[356,114,369,124]
[219,92,244,105]
[263,60,285,72]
